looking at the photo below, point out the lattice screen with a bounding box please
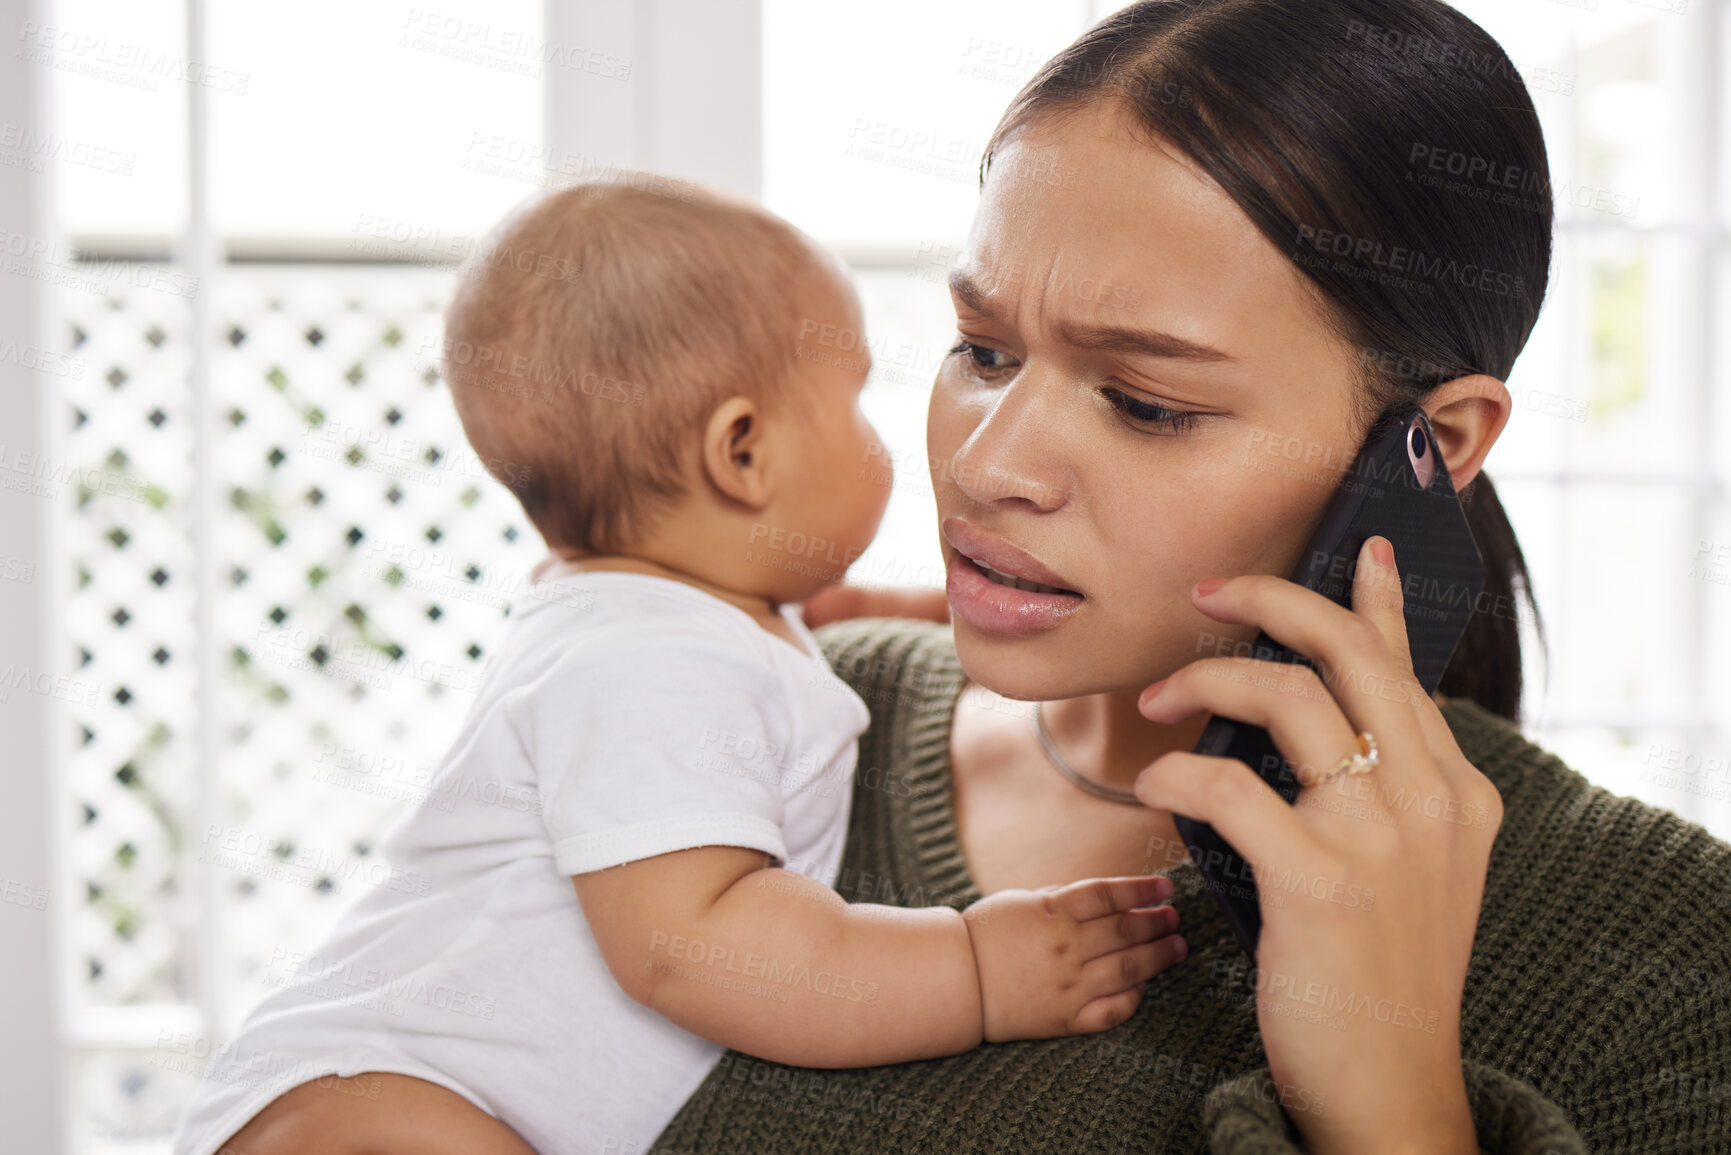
[60,263,546,1143]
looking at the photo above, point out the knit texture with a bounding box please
[650,618,1731,1153]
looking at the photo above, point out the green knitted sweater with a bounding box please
[650,618,1731,1153]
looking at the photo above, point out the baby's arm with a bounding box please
[573,846,1181,1069]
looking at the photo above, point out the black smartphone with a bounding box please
[1171,401,1486,959]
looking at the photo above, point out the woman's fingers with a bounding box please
[1133,751,1317,872]
[1347,536,1416,674]
[1139,655,1365,790]
[1178,544,1437,792]
[1350,538,1493,793]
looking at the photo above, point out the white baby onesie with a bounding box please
[171,571,871,1155]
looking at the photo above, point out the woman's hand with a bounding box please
[800,583,950,629]
[1132,536,1504,1155]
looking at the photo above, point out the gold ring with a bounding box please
[1303,730,1379,787]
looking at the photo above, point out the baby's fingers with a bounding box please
[1075,905,1179,962]
[1072,986,1145,1035]
[1047,875,1174,922]
[1070,937,1190,1033]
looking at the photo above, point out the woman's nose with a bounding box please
[941,370,1074,513]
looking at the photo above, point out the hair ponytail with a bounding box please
[1436,471,1546,722]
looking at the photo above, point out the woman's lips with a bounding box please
[946,550,1085,636]
[941,517,1079,592]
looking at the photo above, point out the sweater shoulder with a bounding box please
[1443,697,1731,1087]
[813,616,958,695]
[1443,697,1731,894]
[812,617,963,739]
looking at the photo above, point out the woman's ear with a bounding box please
[1421,375,1511,490]
[701,396,775,509]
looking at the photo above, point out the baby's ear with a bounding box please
[701,396,773,507]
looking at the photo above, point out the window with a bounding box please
[2,1,1724,1150]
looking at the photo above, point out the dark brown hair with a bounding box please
[983,0,1549,721]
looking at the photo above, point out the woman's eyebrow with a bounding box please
[948,268,1234,363]
[1055,321,1235,363]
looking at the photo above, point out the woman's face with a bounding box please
[930,98,1372,701]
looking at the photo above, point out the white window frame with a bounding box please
[0,0,69,1146]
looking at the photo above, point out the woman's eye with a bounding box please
[947,339,1016,375]
[1100,387,1202,435]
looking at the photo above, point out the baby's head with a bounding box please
[443,174,891,602]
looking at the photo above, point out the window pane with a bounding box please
[44,0,189,236]
[848,269,956,590]
[763,0,1092,250]
[208,0,543,238]
[48,0,545,239]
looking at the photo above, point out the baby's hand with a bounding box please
[961,875,1185,1041]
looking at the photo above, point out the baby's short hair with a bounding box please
[443,173,830,554]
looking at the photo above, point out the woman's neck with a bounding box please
[1037,690,1213,794]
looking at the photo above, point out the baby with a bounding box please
[172,175,1182,1155]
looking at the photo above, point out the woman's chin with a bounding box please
[950,632,1091,704]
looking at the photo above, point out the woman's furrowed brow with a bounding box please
[1055,321,1235,363]
[948,268,1234,363]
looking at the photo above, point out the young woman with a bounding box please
[652,1,1731,1152]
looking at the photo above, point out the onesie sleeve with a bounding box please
[515,623,796,876]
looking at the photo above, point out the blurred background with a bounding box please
[0,0,1727,1149]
